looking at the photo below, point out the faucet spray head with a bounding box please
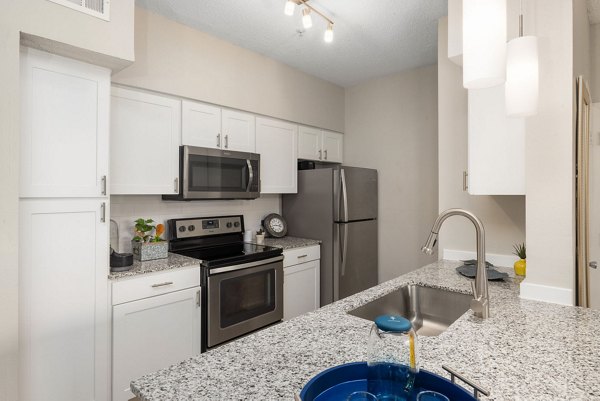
[421,232,438,255]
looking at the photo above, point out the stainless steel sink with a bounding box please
[347,285,472,336]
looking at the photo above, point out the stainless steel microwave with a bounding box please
[163,146,260,200]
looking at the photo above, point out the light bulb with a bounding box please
[302,8,312,29]
[284,0,295,16]
[505,35,539,117]
[324,23,334,43]
[462,0,507,89]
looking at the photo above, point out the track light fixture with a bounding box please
[283,0,335,44]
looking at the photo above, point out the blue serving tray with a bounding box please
[300,362,477,401]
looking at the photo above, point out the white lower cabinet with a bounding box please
[283,245,321,320]
[111,273,201,401]
[19,199,110,401]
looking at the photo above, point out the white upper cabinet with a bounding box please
[19,198,109,401]
[322,131,344,163]
[256,117,298,193]
[182,100,256,152]
[468,85,525,195]
[298,126,343,163]
[221,109,256,152]
[110,87,181,195]
[182,100,222,149]
[298,126,322,160]
[20,47,109,198]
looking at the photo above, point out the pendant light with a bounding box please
[324,23,334,43]
[462,0,507,89]
[505,1,539,117]
[302,8,313,29]
[284,0,295,16]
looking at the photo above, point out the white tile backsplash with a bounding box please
[110,195,281,253]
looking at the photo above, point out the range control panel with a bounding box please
[169,215,243,239]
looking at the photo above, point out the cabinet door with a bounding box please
[468,86,525,195]
[256,117,298,193]
[298,126,323,161]
[283,259,320,320]
[322,131,344,163]
[20,47,109,198]
[222,109,256,152]
[182,100,222,149]
[112,287,201,401]
[111,87,181,195]
[19,199,109,401]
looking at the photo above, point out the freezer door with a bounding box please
[334,219,378,301]
[334,167,378,222]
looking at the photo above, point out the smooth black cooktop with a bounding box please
[173,242,283,268]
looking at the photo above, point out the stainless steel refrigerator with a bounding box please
[282,166,378,306]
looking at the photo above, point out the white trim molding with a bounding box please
[520,281,574,306]
[442,249,518,268]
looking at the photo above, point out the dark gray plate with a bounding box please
[461,259,494,268]
[456,265,508,281]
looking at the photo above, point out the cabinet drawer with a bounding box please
[112,266,201,305]
[283,245,320,268]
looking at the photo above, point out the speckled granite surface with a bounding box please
[108,252,199,280]
[263,236,321,250]
[131,260,600,401]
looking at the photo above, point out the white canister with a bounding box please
[243,230,254,242]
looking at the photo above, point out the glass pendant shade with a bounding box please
[462,0,507,89]
[284,0,295,16]
[505,35,539,117]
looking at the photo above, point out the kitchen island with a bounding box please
[131,260,600,401]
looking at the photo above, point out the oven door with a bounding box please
[183,146,260,199]
[207,256,283,348]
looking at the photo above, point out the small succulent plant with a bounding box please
[133,218,165,243]
[512,243,526,260]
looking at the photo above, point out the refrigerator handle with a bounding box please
[341,223,348,277]
[340,169,349,222]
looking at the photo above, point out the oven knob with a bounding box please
[226,222,232,228]
[234,222,240,228]
[188,225,196,232]
[178,226,186,232]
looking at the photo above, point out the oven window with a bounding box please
[188,154,248,193]
[219,269,275,328]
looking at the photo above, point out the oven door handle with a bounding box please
[209,255,283,275]
[246,159,254,192]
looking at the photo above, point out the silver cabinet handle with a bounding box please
[151,281,174,288]
[217,133,221,147]
[196,290,201,306]
[100,202,106,223]
[442,365,490,399]
[297,254,308,259]
[463,171,469,192]
[324,149,328,160]
[101,175,107,195]
[174,177,179,193]
[590,261,598,269]
[318,150,322,160]
[225,134,229,149]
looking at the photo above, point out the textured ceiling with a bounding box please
[589,0,600,24]
[135,0,448,87]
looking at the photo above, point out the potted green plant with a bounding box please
[131,218,168,261]
[513,243,526,276]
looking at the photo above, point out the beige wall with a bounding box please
[591,24,600,101]
[437,17,526,261]
[0,1,134,399]
[113,7,345,132]
[344,65,439,282]
[521,0,576,304]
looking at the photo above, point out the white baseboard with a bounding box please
[442,249,518,268]
[519,281,574,306]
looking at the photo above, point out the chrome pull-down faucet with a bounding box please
[421,209,490,319]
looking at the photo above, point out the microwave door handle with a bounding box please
[246,159,253,192]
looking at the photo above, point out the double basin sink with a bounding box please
[347,284,472,336]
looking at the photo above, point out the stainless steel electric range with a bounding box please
[167,215,283,352]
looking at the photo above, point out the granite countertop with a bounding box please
[263,236,321,250]
[108,252,199,280]
[131,260,600,401]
